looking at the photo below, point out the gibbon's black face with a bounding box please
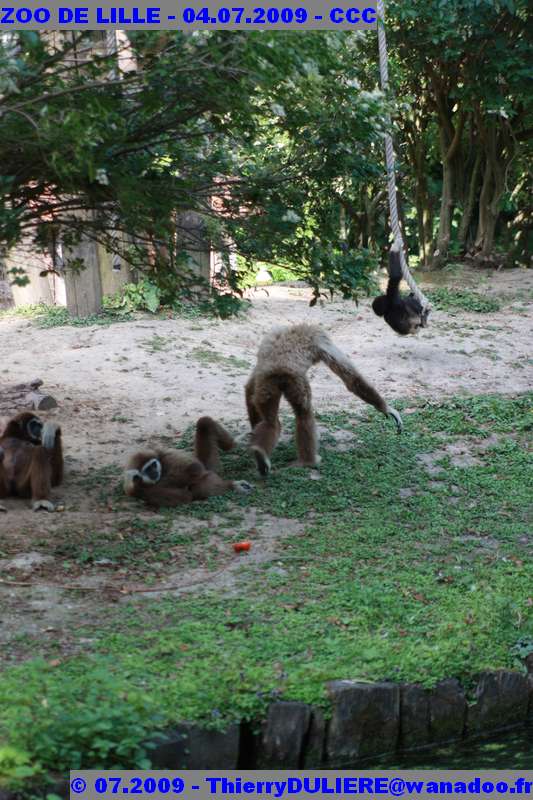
[372,293,426,336]
[140,458,162,484]
[124,455,162,495]
[26,416,43,442]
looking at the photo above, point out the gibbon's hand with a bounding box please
[387,407,403,434]
[33,500,56,512]
[233,480,254,494]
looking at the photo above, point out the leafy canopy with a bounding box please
[0,31,389,301]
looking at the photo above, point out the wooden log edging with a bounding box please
[0,379,58,416]
[149,667,533,770]
[2,665,532,799]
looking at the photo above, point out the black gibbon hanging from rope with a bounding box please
[373,0,431,332]
[372,243,429,336]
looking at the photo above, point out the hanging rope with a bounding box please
[376,0,431,313]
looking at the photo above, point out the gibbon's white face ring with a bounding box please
[141,458,162,484]
[41,422,58,450]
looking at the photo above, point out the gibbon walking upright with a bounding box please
[245,324,403,476]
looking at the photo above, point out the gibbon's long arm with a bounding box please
[317,338,403,433]
[138,486,194,508]
[387,250,403,300]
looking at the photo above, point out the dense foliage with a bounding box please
[385,0,532,267]
[0,31,386,302]
[0,10,531,306]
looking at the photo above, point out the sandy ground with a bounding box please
[0,267,531,656]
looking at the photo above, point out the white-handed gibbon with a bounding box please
[372,247,428,335]
[245,324,403,475]
[124,416,253,508]
[0,412,63,511]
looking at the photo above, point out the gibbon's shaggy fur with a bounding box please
[372,247,427,335]
[245,324,403,475]
[0,412,63,512]
[124,416,253,508]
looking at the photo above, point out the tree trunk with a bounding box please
[428,76,465,268]
[474,121,509,259]
[433,128,456,268]
[474,156,494,255]
[363,188,385,251]
[458,149,482,251]
[404,118,433,267]
[415,183,433,266]
[433,171,453,266]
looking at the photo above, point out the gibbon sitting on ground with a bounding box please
[245,324,403,475]
[0,412,63,511]
[124,416,253,508]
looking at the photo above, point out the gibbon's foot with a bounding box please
[234,431,253,446]
[0,504,7,513]
[387,407,403,434]
[233,480,254,494]
[32,499,55,512]
[288,455,322,469]
[251,446,271,477]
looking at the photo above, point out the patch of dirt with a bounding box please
[0,507,306,659]
[416,434,512,475]
[0,268,531,660]
[319,425,361,452]
[131,511,306,600]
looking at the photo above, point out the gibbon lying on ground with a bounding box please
[124,416,253,508]
[372,246,428,335]
[0,412,63,511]
[245,324,403,476]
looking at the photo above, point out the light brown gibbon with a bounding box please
[124,416,253,508]
[245,323,403,476]
[0,412,64,511]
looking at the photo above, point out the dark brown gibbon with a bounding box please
[0,412,63,511]
[124,416,253,508]
[372,247,428,335]
[245,324,403,476]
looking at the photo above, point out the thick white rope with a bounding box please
[376,0,431,310]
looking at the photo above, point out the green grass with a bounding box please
[0,303,128,328]
[0,296,250,331]
[427,288,501,314]
[0,394,532,785]
[191,347,251,371]
[140,334,174,353]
